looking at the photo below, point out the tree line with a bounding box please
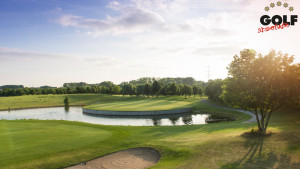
[0,78,205,98]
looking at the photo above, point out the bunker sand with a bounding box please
[66,147,160,169]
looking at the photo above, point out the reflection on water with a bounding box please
[182,115,193,125]
[169,117,180,125]
[0,107,210,126]
[64,105,70,112]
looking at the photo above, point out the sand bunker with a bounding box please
[66,147,160,169]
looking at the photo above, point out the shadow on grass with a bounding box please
[221,135,300,169]
[143,122,256,139]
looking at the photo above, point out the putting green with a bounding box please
[83,99,193,111]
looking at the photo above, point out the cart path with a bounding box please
[201,99,257,123]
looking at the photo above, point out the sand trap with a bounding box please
[66,147,160,169]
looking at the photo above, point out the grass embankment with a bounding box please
[0,95,299,168]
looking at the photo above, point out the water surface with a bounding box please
[0,107,210,126]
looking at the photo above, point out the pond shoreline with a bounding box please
[0,105,83,112]
[82,107,193,116]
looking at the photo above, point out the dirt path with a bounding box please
[66,147,160,169]
[201,99,257,123]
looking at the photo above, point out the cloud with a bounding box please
[57,3,165,36]
[0,47,69,60]
[0,47,124,68]
[85,57,122,67]
[56,0,259,37]
[194,46,241,57]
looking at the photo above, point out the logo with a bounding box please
[258,1,298,33]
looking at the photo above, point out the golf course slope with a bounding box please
[83,99,193,115]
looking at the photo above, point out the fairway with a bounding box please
[84,99,193,111]
[0,94,198,111]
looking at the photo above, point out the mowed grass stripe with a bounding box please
[84,100,193,111]
[0,94,199,111]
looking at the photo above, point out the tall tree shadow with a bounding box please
[221,134,300,169]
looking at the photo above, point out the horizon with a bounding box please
[0,76,208,88]
[1,0,299,87]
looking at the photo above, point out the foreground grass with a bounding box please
[0,111,299,169]
[0,95,299,168]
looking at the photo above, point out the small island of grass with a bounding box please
[82,98,196,116]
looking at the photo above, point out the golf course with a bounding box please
[0,94,299,169]
[1,0,300,168]
[84,99,192,111]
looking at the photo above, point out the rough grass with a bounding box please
[0,95,299,169]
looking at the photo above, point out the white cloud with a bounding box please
[57,2,166,36]
[0,47,126,68]
[84,57,122,67]
[0,47,68,60]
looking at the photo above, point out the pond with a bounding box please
[0,107,211,126]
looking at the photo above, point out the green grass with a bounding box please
[84,99,193,111]
[0,94,199,111]
[0,95,299,169]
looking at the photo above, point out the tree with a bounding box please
[136,85,145,96]
[130,84,136,96]
[159,84,168,95]
[182,85,190,98]
[222,49,294,134]
[283,63,300,108]
[120,83,135,96]
[152,80,162,97]
[198,87,203,97]
[99,86,107,94]
[169,83,179,95]
[64,96,69,106]
[187,86,192,97]
[144,83,151,97]
[192,85,198,97]
[205,79,224,102]
[178,84,184,96]
[112,85,121,95]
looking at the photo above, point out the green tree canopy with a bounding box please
[192,85,198,97]
[205,79,224,102]
[222,49,295,133]
[144,83,151,97]
[152,80,162,97]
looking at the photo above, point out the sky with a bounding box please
[0,0,299,87]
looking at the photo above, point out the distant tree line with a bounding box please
[0,85,24,89]
[0,77,205,97]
